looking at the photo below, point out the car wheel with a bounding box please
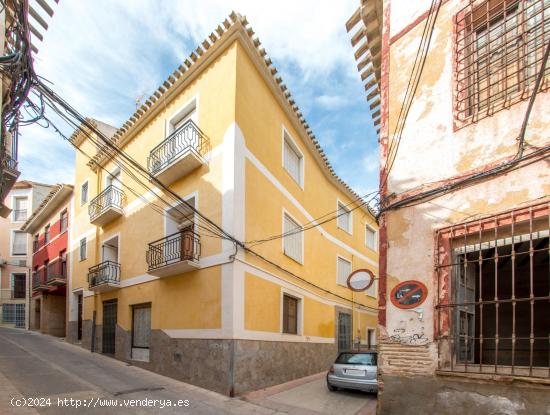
[327,382,338,392]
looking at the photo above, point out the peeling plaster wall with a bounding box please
[379,0,550,413]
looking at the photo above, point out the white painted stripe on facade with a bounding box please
[244,148,378,269]
[161,328,335,344]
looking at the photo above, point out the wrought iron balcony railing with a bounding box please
[0,152,18,175]
[146,230,201,273]
[88,260,120,289]
[46,259,66,283]
[32,271,47,291]
[88,185,125,223]
[147,120,209,176]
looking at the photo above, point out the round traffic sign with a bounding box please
[346,269,375,292]
[390,280,428,309]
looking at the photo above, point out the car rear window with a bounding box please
[336,352,377,365]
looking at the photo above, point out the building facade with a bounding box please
[0,1,58,217]
[348,0,550,413]
[22,184,72,337]
[68,13,379,395]
[0,180,53,328]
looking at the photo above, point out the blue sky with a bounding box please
[19,0,379,196]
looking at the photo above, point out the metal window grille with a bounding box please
[283,213,303,263]
[2,304,25,327]
[283,294,299,334]
[337,202,351,232]
[455,0,550,125]
[337,256,352,286]
[283,135,302,185]
[12,274,26,299]
[435,201,549,378]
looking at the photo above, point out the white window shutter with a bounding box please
[337,257,352,286]
[283,214,302,263]
[284,138,302,185]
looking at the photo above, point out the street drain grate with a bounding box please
[113,387,165,396]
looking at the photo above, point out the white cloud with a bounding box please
[363,151,380,173]
[19,0,378,196]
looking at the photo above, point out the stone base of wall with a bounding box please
[379,374,550,415]
[66,321,78,344]
[81,320,102,352]
[82,323,337,395]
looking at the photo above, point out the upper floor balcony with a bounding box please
[32,270,48,292]
[46,259,66,286]
[146,230,201,277]
[88,260,120,292]
[147,120,209,185]
[88,185,125,227]
[0,152,20,209]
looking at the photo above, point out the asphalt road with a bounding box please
[0,327,375,415]
[0,327,281,415]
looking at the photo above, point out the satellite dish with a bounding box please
[347,269,375,292]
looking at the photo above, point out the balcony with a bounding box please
[88,185,125,227]
[0,153,20,211]
[88,260,120,292]
[32,271,48,292]
[146,231,200,277]
[147,120,209,185]
[46,259,66,286]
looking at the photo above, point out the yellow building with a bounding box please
[68,12,378,395]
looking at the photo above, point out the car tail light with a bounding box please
[329,366,335,374]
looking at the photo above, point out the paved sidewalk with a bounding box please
[243,372,376,415]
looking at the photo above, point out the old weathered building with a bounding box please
[348,0,550,413]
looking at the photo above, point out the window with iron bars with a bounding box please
[454,0,550,125]
[435,202,549,378]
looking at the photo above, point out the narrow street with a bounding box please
[0,328,375,415]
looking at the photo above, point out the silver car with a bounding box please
[326,351,378,393]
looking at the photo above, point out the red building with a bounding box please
[22,184,73,337]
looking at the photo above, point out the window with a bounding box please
[435,202,549,378]
[283,131,303,187]
[33,234,39,252]
[81,181,88,205]
[79,238,87,261]
[60,250,67,278]
[455,0,550,124]
[44,224,50,244]
[13,197,27,222]
[132,304,151,349]
[60,210,68,233]
[282,294,300,335]
[366,225,377,251]
[337,201,352,233]
[12,231,26,255]
[44,260,49,280]
[283,212,303,263]
[366,277,377,298]
[337,256,352,286]
[12,274,26,299]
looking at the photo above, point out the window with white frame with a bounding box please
[366,225,377,251]
[283,213,303,263]
[12,231,27,256]
[283,131,303,187]
[337,256,352,286]
[79,237,87,261]
[337,201,352,233]
[81,181,88,205]
[12,197,28,222]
